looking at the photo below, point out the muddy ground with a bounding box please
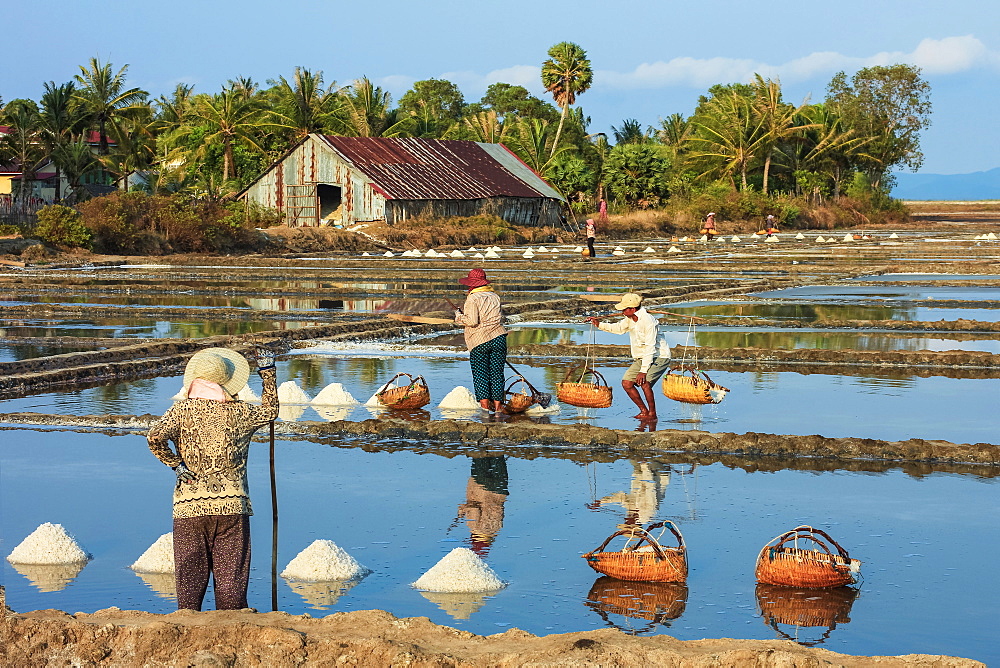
[1,218,998,665]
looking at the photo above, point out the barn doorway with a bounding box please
[317,184,344,226]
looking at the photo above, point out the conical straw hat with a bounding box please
[183,348,250,396]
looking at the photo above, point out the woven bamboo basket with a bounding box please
[582,521,688,583]
[662,365,729,404]
[755,526,860,588]
[557,366,613,408]
[375,372,430,410]
[502,375,534,414]
[585,576,688,632]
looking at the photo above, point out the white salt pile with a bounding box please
[473,253,485,259]
[281,539,371,581]
[383,251,394,257]
[574,246,583,252]
[795,232,805,240]
[484,249,500,258]
[667,246,681,253]
[679,236,689,242]
[765,235,779,243]
[731,236,741,242]
[468,246,478,251]
[698,235,708,242]
[130,533,174,573]
[449,249,465,258]
[312,383,359,406]
[438,386,481,410]
[522,250,534,258]
[815,235,826,243]
[411,547,507,593]
[988,232,998,240]
[362,252,371,256]
[612,249,625,256]
[843,234,854,242]
[525,401,560,415]
[278,380,312,404]
[7,522,90,564]
[237,385,260,402]
[889,232,899,239]
[643,247,655,253]
[538,246,549,252]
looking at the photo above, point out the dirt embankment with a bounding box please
[0,600,982,667]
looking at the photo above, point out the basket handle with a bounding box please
[644,520,686,551]
[377,372,425,394]
[764,526,850,560]
[668,365,718,385]
[563,365,609,387]
[504,375,529,395]
[591,525,669,561]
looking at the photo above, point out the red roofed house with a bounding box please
[236,134,566,228]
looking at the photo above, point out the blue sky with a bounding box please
[4,0,998,175]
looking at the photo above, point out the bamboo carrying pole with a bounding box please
[588,310,708,321]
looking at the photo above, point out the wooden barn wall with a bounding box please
[386,197,562,227]
[243,137,386,227]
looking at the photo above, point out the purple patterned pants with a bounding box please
[173,514,251,611]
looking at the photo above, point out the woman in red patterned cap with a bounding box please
[455,268,508,412]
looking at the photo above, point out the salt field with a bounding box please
[1,429,997,664]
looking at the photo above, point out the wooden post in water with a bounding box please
[270,420,278,612]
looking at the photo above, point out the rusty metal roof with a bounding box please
[320,136,564,201]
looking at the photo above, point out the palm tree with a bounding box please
[269,67,339,139]
[0,100,49,205]
[611,118,649,145]
[751,75,818,195]
[688,89,769,190]
[73,57,148,155]
[540,41,593,157]
[50,138,98,201]
[511,118,572,176]
[791,103,874,200]
[462,110,509,144]
[189,90,267,181]
[334,77,410,137]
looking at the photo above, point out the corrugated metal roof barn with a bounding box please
[238,134,566,228]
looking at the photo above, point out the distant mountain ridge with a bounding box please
[892,167,1000,201]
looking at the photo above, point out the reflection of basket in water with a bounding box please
[502,375,534,413]
[582,521,687,583]
[756,584,858,646]
[755,526,860,588]
[586,576,688,629]
[662,365,729,404]
[557,366,612,408]
[376,373,430,410]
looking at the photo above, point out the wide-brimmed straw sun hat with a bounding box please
[459,268,490,288]
[614,293,643,310]
[183,348,250,396]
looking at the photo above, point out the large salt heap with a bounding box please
[281,539,371,581]
[438,386,481,411]
[312,383,360,406]
[130,533,174,573]
[7,522,90,564]
[277,381,312,404]
[411,547,507,593]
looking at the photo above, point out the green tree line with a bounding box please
[1,45,931,220]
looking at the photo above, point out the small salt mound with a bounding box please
[281,539,370,581]
[731,236,741,242]
[668,246,681,253]
[7,522,90,564]
[362,252,371,257]
[698,235,708,242]
[525,401,560,415]
[574,246,583,252]
[679,236,689,242]
[468,246,478,252]
[383,251,395,257]
[765,236,779,243]
[450,249,465,258]
[613,246,624,251]
[438,386,481,410]
[484,250,500,258]
[278,380,312,404]
[889,232,899,239]
[131,533,174,573]
[237,385,260,402]
[815,235,826,243]
[988,232,998,240]
[412,547,507,593]
[522,251,534,258]
[364,391,383,408]
[643,247,655,253]
[473,253,485,259]
[537,246,549,252]
[843,234,854,242]
[612,249,625,256]
[312,383,359,406]
[826,237,838,243]
[795,232,805,240]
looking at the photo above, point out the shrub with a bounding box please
[34,205,91,248]
[0,223,21,236]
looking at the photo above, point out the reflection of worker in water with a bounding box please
[589,460,671,528]
[456,456,509,557]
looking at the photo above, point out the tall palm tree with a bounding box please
[0,100,48,206]
[540,42,593,157]
[269,67,339,139]
[511,118,572,176]
[335,77,410,137]
[791,104,874,200]
[751,75,817,195]
[688,89,769,190]
[73,57,148,155]
[189,90,267,181]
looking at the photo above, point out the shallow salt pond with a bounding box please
[1,428,996,664]
[0,318,324,341]
[750,284,1000,302]
[2,353,996,445]
[666,300,1000,323]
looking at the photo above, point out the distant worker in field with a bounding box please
[702,212,718,239]
[585,218,597,258]
[147,346,278,611]
[598,198,608,223]
[586,293,672,421]
[765,214,779,237]
[455,268,508,412]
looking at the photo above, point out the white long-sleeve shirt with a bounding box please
[597,307,671,373]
